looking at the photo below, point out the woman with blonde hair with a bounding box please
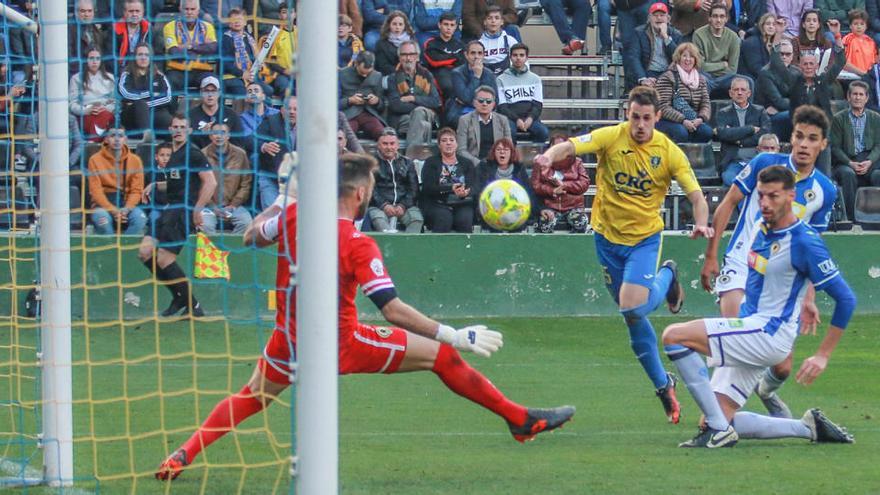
[654,43,713,143]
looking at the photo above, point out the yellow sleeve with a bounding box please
[568,125,615,156]
[669,144,701,194]
[163,22,179,50]
[204,22,217,42]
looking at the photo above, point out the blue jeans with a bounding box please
[91,206,147,235]
[721,161,746,186]
[363,30,381,51]
[258,175,279,211]
[201,206,254,234]
[655,120,713,143]
[508,117,550,144]
[617,2,650,88]
[540,0,591,43]
[595,0,613,49]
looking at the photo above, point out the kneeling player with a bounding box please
[661,166,856,448]
[156,154,575,481]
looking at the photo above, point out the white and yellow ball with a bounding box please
[478,179,531,231]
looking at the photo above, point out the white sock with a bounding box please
[669,350,729,430]
[733,411,811,440]
[757,368,787,398]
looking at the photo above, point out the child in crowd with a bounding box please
[839,9,878,76]
[479,6,516,75]
[338,14,365,68]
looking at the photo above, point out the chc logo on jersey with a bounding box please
[613,170,653,196]
[370,258,385,277]
[650,156,661,169]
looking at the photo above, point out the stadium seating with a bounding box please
[854,187,880,230]
[678,143,719,186]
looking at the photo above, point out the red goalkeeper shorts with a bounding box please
[258,323,409,384]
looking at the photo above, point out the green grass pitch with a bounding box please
[2,315,879,494]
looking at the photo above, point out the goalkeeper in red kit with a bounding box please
[156,153,575,481]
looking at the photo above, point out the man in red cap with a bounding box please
[631,2,684,87]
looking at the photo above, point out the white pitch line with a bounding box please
[0,456,95,495]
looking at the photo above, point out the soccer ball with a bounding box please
[478,179,531,231]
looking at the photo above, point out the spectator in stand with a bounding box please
[739,13,781,81]
[340,0,365,37]
[867,0,880,46]
[110,0,150,71]
[163,0,218,93]
[339,51,386,140]
[258,5,297,98]
[339,14,366,68]
[375,10,415,75]
[619,0,655,89]
[462,0,521,41]
[633,3,683,88]
[531,131,590,234]
[421,127,477,232]
[240,81,280,138]
[87,127,147,235]
[255,96,296,209]
[360,0,389,51]
[220,8,266,99]
[188,76,246,150]
[69,0,106,73]
[446,40,497,125]
[137,114,215,318]
[142,142,173,217]
[816,0,863,33]
[655,42,714,143]
[339,113,366,153]
[830,80,880,221]
[757,132,781,152]
[422,12,466,106]
[837,9,877,77]
[413,0,464,46]
[712,76,772,185]
[200,122,254,234]
[791,9,833,64]
[457,85,512,167]
[69,47,116,142]
[368,128,424,232]
[479,6,517,75]
[725,0,766,39]
[539,0,589,55]
[387,40,441,145]
[755,38,797,140]
[496,43,548,144]
[769,42,845,174]
[669,0,709,41]
[119,43,175,140]
[767,0,812,38]
[693,4,743,98]
[200,0,243,26]
[476,138,532,229]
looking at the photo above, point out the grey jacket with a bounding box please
[338,65,386,123]
[456,111,512,167]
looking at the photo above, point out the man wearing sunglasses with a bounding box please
[456,85,511,167]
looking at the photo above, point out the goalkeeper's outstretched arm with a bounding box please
[244,206,283,247]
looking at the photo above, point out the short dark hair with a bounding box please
[709,2,728,16]
[848,8,869,22]
[792,105,830,139]
[228,7,244,16]
[439,11,458,23]
[339,153,377,198]
[466,40,485,53]
[758,165,796,190]
[155,142,173,153]
[484,5,503,19]
[848,80,870,96]
[171,113,189,125]
[628,85,660,110]
[510,43,529,56]
[437,127,456,141]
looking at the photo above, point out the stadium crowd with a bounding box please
[1,0,880,233]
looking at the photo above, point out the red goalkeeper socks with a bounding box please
[181,385,265,461]
[432,344,528,427]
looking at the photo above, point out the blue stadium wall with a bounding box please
[2,233,880,322]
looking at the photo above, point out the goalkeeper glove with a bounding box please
[435,324,503,358]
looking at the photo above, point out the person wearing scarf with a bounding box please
[375,10,415,75]
[221,8,271,98]
[655,42,713,143]
[163,0,218,92]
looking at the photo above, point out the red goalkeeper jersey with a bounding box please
[273,204,398,343]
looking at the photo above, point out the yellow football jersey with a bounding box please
[570,122,701,246]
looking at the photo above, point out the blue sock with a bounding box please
[619,268,674,390]
[664,345,729,430]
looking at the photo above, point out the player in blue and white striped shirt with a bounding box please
[661,165,856,448]
[700,106,838,418]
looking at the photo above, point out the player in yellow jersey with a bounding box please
[535,87,714,423]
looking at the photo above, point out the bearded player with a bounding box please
[155,153,575,481]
